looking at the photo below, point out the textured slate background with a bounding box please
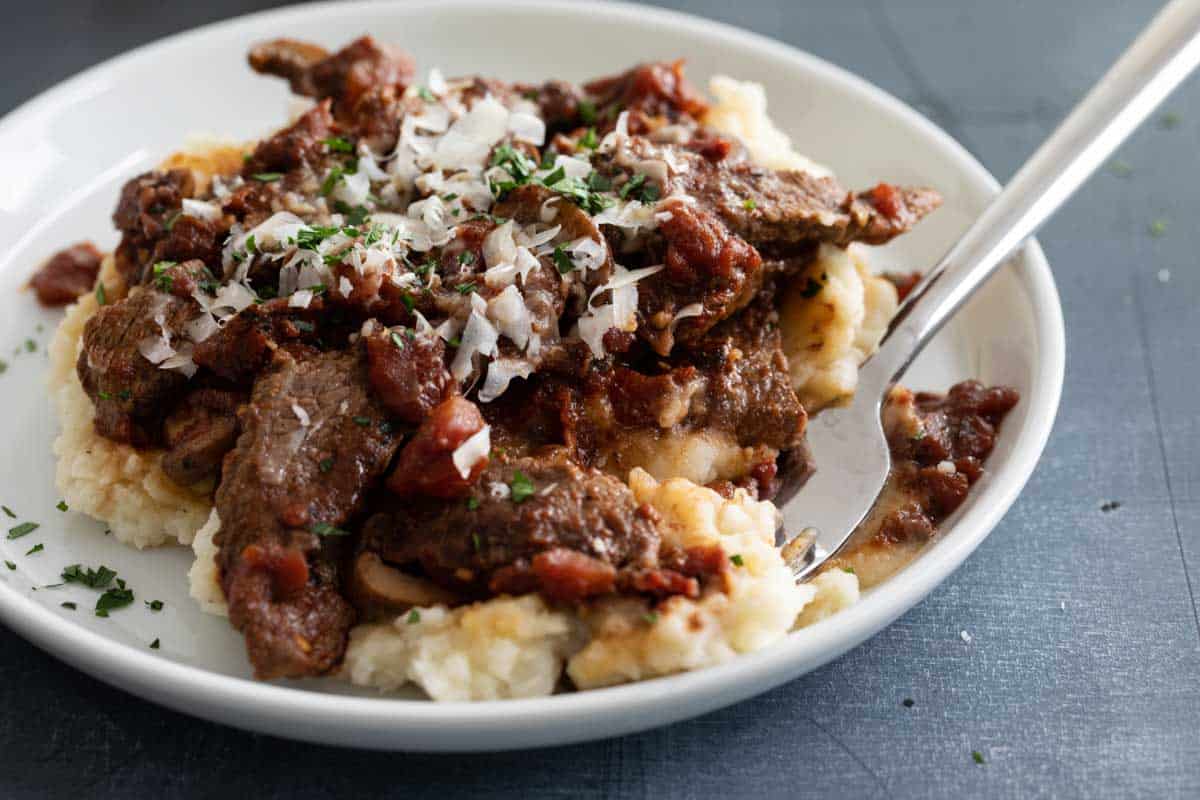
[2,1,1198,797]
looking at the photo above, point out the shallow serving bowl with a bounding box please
[0,0,1064,751]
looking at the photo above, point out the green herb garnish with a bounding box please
[95,283,107,306]
[61,602,76,610]
[61,564,116,588]
[146,599,164,611]
[730,554,744,567]
[323,136,354,153]
[311,522,351,537]
[95,581,134,617]
[55,501,68,512]
[251,172,284,183]
[150,638,161,649]
[7,522,38,540]
[551,244,574,274]
[25,543,43,556]
[406,609,421,624]
[509,471,535,504]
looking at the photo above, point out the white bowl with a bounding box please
[0,0,1063,751]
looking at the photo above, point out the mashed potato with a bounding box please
[703,76,833,177]
[778,243,898,411]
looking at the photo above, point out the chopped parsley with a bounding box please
[95,579,134,617]
[323,136,355,153]
[843,566,856,574]
[1149,219,1168,237]
[55,500,68,512]
[547,173,614,214]
[320,160,359,197]
[455,282,477,295]
[400,294,415,312]
[1160,111,1182,129]
[466,496,480,511]
[61,564,116,588]
[60,602,76,610]
[164,210,182,232]
[352,416,371,427]
[472,532,482,553]
[551,244,575,274]
[578,99,598,125]
[333,201,370,226]
[24,543,43,556]
[311,522,351,537]
[251,172,283,183]
[742,198,757,210]
[319,457,335,474]
[296,225,341,250]
[730,554,744,567]
[442,192,459,202]
[406,608,421,624]
[619,173,646,200]
[146,599,164,611]
[902,698,914,708]
[458,251,476,266]
[7,522,38,540]
[150,638,161,649]
[23,339,36,353]
[390,331,406,349]
[95,282,108,306]
[0,360,7,374]
[3,561,12,570]
[0,506,12,519]
[1109,159,1133,177]
[578,127,599,150]
[643,611,659,625]
[509,471,535,504]
[417,86,436,102]
[972,751,986,765]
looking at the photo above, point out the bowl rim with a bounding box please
[0,0,1065,750]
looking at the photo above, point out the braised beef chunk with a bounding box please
[30,242,103,306]
[363,327,452,424]
[584,61,708,127]
[192,298,327,386]
[215,346,402,679]
[249,36,414,110]
[112,169,196,285]
[242,101,335,179]
[365,450,660,602]
[161,388,244,486]
[76,287,195,446]
[637,199,763,353]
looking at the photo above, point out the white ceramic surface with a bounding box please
[0,0,1064,751]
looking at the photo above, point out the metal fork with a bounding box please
[781,0,1200,580]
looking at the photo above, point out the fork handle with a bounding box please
[863,0,1200,389]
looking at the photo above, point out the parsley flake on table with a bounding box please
[146,599,164,611]
[972,750,986,765]
[60,602,76,610]
[25,543,43,556]
[0,506,14,518]
[1149,219,1168,237]
[150,638,161,650]
[56,500,68,512]
[4,561,13,571]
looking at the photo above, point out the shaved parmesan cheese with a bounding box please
[508,111,546,145]
[488,285,532,349]
[479,358,533,402]
[184,312,220,343]
[451,425,491,479]
[158,350,198,378]
[427,67,447,95]
[483,220,517,268]
[339,276,354,298]
[138,334,174,365]
[332,168,371,207]
[182,198,221,221]
[289,289,314,308]
[292,403,311,427]
[450,311,499,381]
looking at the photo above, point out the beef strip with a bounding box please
[215,346,402,679]
[595,136,941,251]
[249,36,414,112]
[30,242,103,306]
[161,388,244,486]
[362,449,661,603]
[112,169,196,286]
[76,287,197,446]
[583,61,709,129]
[363,325,453,424]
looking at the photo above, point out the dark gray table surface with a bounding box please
[2,1,1197,797]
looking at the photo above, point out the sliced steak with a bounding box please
[363,450,660,603]
[215,346,402,679]
[112,169,196,286]
[192,298,327,386]
[161,388,244,487]
[76,287,196,446]
[363,325,453,424]
[596,137,941,251]
[249,36,414,111]
[30,242,103,306]
[584,61,709,128]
